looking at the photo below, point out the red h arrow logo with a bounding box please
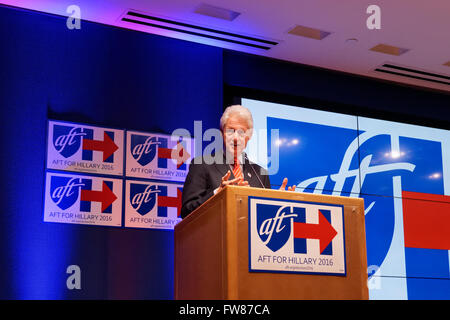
[80,182,117,212]
[158,188,182,217]
[82,132,119,161]
[158,142,190,169]
[293,210,338,254]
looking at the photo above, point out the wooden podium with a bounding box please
[174,186,368,300]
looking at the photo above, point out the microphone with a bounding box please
[243,153,266,189]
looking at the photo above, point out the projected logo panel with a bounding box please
[267,117,360,196]
[243,97,450,299]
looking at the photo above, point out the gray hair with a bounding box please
[220,105,254,131]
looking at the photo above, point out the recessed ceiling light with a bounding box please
[287,25,331,40]
[194,3,240,21]
[346,38,358,43]
[370,44,409,56]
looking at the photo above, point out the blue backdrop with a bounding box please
[0,5,222,299]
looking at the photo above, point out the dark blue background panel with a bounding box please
[405,247,450,280]
[407,278,450,300]
[1,3,450,300]
[0,5,222,299]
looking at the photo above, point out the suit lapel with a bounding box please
[243,156,265,188]
[242,160,256,187]
[212,151,233,178]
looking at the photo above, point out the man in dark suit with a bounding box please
[181,105,295,218]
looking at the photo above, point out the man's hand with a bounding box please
[218,170,249,192]
[279,177,296,191]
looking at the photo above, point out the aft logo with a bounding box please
[125,180,183,230]
[44,172,123,227]
[53,125,117,162]
[47,121,124,176]
[53,126,90,159]
[249,197,346,275]
[126,131,193,182]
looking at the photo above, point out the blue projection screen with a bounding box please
[242,97,450,300]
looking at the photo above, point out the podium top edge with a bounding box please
[223,185,364,203]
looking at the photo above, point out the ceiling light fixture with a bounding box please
[194,3,240,21]
[288,25,331,40]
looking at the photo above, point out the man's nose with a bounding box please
[233,135,242,144]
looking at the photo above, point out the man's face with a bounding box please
[222,115,251,158]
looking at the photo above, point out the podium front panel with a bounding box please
[175,186,368,300]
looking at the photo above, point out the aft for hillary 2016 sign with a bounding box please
[44,172,122,227]
[125,180,182,230]
[47,120,124,176]
[249,197,346,276]
[126,131,194,182]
